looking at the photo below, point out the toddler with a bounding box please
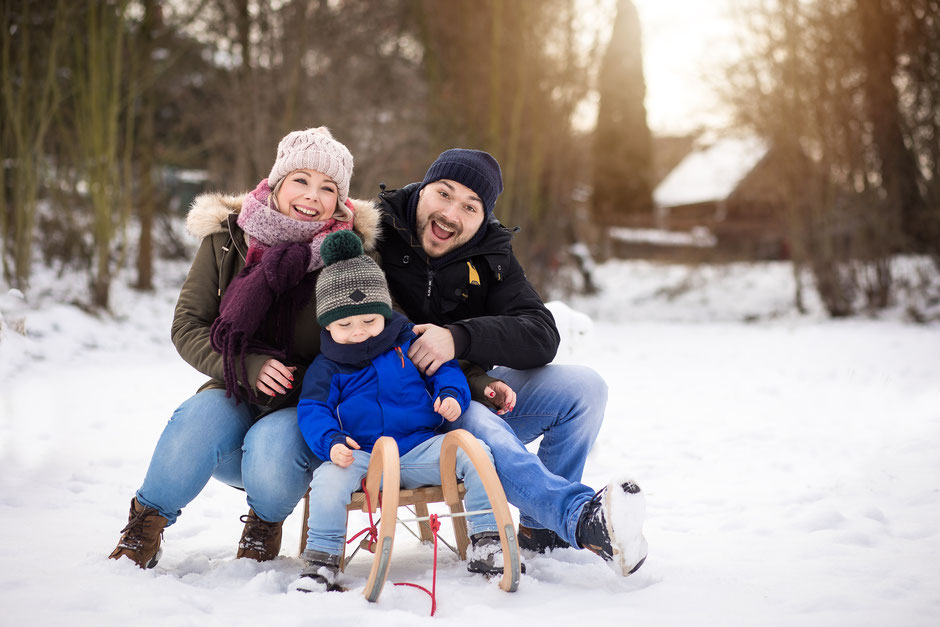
[295,230,507,591]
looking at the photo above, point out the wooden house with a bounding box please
[610,136,789,261]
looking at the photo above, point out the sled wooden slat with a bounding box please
[298,483,469,558]
[440,429,521,593]
[360,436,399,602]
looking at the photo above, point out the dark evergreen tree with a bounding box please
[592,0,653,226]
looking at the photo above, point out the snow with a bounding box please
[2,255,939,626]
[653,136,768,207]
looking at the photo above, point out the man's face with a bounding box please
[415,179,486,258]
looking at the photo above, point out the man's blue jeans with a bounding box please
[304,434,498,555]
[444,364,607,547]
[135,389,321,525]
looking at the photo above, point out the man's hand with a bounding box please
[330,436,360,468]
[255,358,296,396]
[434,396,462,421]
[408,324,456,375]
[484,381,516,415]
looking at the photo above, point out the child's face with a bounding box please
[275,168,338,222]
[325,314,386,344]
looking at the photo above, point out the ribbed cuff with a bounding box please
[446,324,470,359]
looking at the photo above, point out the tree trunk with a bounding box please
[233,0,253,188]
[856,0,925,251]
[74,1,129,310]
[134,0,160,291]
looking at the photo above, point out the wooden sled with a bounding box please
[298,429,521,602]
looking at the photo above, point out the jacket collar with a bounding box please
[319,312,410,367]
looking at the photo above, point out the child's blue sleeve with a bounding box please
[297,355,352,461]
[427,358,471,412]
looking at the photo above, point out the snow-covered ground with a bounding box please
[2,256,939,626]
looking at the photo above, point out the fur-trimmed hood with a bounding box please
[185,191,382,252]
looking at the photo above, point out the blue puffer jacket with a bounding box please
[297,313,471,461]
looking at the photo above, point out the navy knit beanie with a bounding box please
[419,149,504,218]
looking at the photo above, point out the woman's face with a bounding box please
[274,169,339,222]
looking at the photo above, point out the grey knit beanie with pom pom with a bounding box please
[316,230,393,326]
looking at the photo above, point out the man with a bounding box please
[374,148,647,575]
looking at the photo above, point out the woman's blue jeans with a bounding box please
[304,434,497,555]
[135,389,321,525]
[443,364,608,547]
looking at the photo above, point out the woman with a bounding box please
[109,127,380,568]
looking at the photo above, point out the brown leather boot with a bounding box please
[109,497,168,569]
[236,509,283,561]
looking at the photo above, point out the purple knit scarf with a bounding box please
[209,179,354,403]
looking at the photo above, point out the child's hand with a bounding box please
[434,396,462,421]
[484,381,516,415]
[330,436,360,468]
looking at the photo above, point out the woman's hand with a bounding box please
[255,358,296,396]
[330,437,360,468]
[434,396,462,421]
[484,381,516,415]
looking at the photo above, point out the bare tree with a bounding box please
[724,0,938,316]
[68,0,132,309]
[131,0,160,291]
[1,0,66,290]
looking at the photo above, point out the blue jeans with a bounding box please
[444,364,607,547]
[136,389,322,525]
[305,434,498,555]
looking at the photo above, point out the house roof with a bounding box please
[653,136,768,207]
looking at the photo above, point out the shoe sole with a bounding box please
[296,579,347,593]
[144,546,162,569]
[603,479,648,576]
[468,562,527,577]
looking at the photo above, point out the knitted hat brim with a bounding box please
[318,303,395,328]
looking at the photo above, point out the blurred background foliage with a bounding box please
[2,0,938,317]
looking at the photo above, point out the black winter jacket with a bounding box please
[375,183,560,370]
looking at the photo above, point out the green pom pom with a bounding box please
[320,230,363,266]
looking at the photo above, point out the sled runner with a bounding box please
[298,429,521,603]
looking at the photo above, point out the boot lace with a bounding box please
[239,513,277,551]
[117,505,159,551]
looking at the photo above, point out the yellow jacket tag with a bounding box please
[467,261,481,286]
